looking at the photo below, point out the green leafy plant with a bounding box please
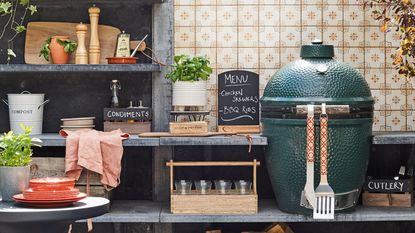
[0,124,42,167]
[364,0,415,78]
[39,37,78,61]
[39,37,51,61]
[57,39,77,53]
[0,0,38,62]
[166,54,213,82]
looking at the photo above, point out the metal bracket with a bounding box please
[296,105,350,115]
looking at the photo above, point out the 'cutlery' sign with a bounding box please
[217,70,259,132]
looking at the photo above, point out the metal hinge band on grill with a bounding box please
[296,105,349,115]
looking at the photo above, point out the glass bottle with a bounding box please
[110,80,121,108]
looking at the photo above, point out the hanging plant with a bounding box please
[0,0,37,62]
[364,0,415,79]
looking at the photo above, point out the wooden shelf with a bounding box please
[372,132,415,145]
[81,199,415,223]
[0,64,161,73]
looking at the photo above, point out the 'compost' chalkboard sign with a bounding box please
[104,108,152,121]
[217,70,260,133]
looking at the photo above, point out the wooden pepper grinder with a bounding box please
[75,22,88,64]
[88,5,100,64]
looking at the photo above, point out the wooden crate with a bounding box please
[362,192,412,207]
[169,121,208,134]
[362,178,413,207]
[167,160,260,214]
[104,121,151,134]
[30,157,111,199]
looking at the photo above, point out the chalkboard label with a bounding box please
[104,108,152,121]
[363,178,412,193]
[217,70,260,126]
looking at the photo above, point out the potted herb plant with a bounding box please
[166,55,213,111]
[0,124,42,201]
[39,36,78,64]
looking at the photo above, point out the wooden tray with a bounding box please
[166,160,260,214]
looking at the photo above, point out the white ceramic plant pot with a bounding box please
[172,81,207,108]
[0,165,30,201]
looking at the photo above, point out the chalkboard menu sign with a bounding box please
[217,70,260,133]
[104,108,152,121]
[363,178,412,193]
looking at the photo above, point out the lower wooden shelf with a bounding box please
[82,199,415,223]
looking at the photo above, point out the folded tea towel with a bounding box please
[59,129,129,191]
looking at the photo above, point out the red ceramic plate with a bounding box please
[23,188,80,200]
[29,177,75,191]
[13,192,86,202]
[12,193,87,208]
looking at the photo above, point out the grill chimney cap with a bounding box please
[300,39,334,58]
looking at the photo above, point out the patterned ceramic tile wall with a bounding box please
[174,0,411,132]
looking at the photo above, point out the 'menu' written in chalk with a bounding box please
[217,70,260,125]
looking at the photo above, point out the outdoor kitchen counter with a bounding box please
[0,197,109,233]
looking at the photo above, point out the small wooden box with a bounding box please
[362,192,412,207]
[104,121,151,134]
[362,178,413,207]
[169,121,208,134]
[167,160,260,214]
[30,157,111,199]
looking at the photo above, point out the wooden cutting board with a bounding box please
[25,22,121,64]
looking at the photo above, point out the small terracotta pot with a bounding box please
[49,36,70,64]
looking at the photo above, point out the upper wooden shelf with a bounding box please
[0,64,161,73]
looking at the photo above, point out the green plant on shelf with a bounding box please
[0,0,37,62]
[166,54,213,83]
[0,124,42,167]
[39,37,78,62]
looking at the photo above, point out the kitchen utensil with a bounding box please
[61,117,95,126]
[214,180,232,194]
[88,5,101,64]
[75,23,88,64]
[195,180,212,194]
[130,34,148,57]
[174,180,192,194]
[106,57,137,64]
[25,22,121,64]
[300,105,316,209]
[314,103,335,219]
[234,180,252,194]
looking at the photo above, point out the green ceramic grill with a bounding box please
[260,40,374,214]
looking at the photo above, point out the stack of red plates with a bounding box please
[13,177,86,207]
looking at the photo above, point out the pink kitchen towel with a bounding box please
[59,129,129,191]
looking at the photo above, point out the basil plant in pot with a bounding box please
[0,125,42,201]
[166,55,213,111]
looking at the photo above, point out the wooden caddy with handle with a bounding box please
[166,160,260,214]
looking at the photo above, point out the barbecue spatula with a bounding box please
[313,103,335,219]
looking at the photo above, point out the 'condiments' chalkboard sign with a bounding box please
[363,178,412,193]
[217,70,260,133]
[104,108,152,121]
